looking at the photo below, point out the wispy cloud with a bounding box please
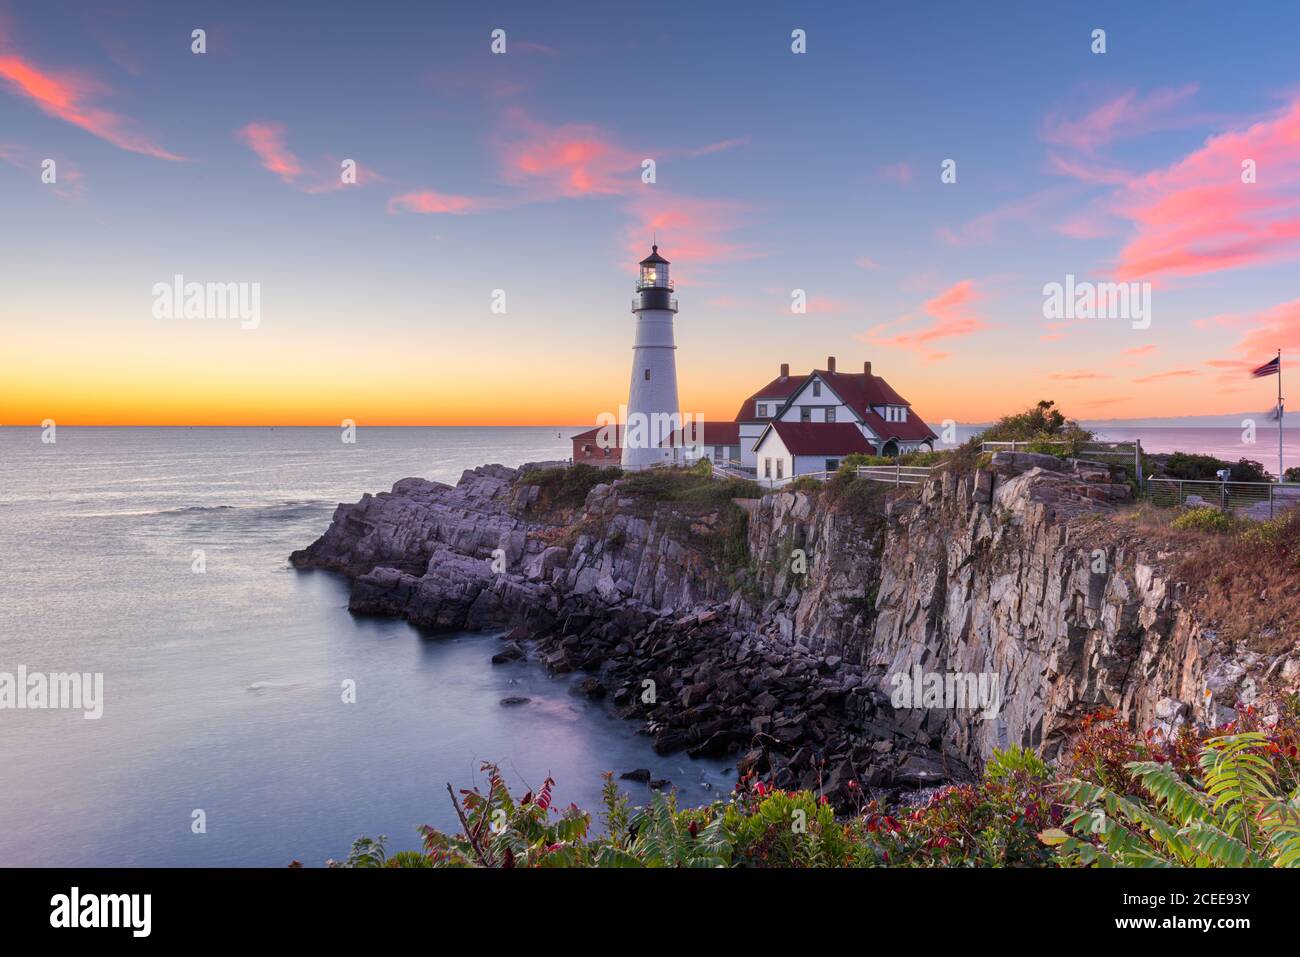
[496,108,642,198]
[876,162,913,185]
[1042,85,1201,154]
[687,136,750,157]
[1134,369,1200,384]
[860,279,992,362]
[1049,371,1110,381]
[387,190,489,215]
[0,49,183,160]
[621,193,761,272]
[937,186,1073,246]
[0,143,84,200]
[237,122,302,183]
[237,121,385,193]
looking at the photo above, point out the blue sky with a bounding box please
[2,0,1299,424]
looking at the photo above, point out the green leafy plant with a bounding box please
[1046,732,1300,867]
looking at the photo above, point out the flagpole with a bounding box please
[1279,348,1285,482]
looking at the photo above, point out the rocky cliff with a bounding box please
[291,454,1298,802]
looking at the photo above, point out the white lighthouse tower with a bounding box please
[622,244,681,470]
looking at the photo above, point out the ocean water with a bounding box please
[0,427,737,867]
[1088,426,1297,472]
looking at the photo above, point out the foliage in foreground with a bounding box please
[328,701,1300,868]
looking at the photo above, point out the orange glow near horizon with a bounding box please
[1,335,1275,427]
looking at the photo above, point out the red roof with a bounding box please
[734,364,937,443]
[661,421,741,447]
[757,421,876,456]
[571,425,623,448]
[732,374,808,422]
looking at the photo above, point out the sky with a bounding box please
[2,0,1299,427]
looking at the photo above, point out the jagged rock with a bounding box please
[292,453,1296,807]
[491,641,526,664]
[620,769,651,782]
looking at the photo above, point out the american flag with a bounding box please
[1251,355,1281,378]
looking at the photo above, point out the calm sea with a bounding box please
[0,427,736,867]
[0,424,1291,867]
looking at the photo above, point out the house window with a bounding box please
[826,407,836,423]
[813,381,822,397]
[776,459,784,479]
[800,406,813,422]
[756,402,768,417]
[826,458,840,472]
[764,458,772,478]
[644,369,651,380]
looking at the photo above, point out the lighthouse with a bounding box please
[622,244,681,469]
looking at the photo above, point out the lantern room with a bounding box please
[637,245,671,289]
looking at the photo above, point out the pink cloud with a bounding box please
[937,187,1073,246]
[876,162,913,185]
[1117,344,1157,366]
[1047,152,1133,186]
[1230,298,1300,359]
[237,121,385,194]
[237,122,302,183]
[387,190,486,215]
[1112,93,1300,281]
[497,108,641,198]
[0,143,84,200]
[687,136,750,157]
[855,255,883,270]
[1042,85,1200,154]
[621,193,761,274]
[860,279,992,362]
[1134,369,1200,384]
[1049,371,1110,381]
[0,50,183,160]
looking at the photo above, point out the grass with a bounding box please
[517,463,621,516]
[1106,502,1300,652]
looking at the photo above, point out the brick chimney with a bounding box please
[779,362,789,380]
[827,355,836,373]
[863,360,872,376]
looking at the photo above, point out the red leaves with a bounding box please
[536,776,555,812]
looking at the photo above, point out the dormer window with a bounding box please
[756,402,768,417]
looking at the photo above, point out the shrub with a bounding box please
[1286,467,1300,483]
[1230,458,1273,483]
[518,463,619,514]
[975,399,1092,448]
[1170,505,1239,534]
[786,476,823,493]
[1163,451,1226,480]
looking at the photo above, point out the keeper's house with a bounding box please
[740,357,937,477]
